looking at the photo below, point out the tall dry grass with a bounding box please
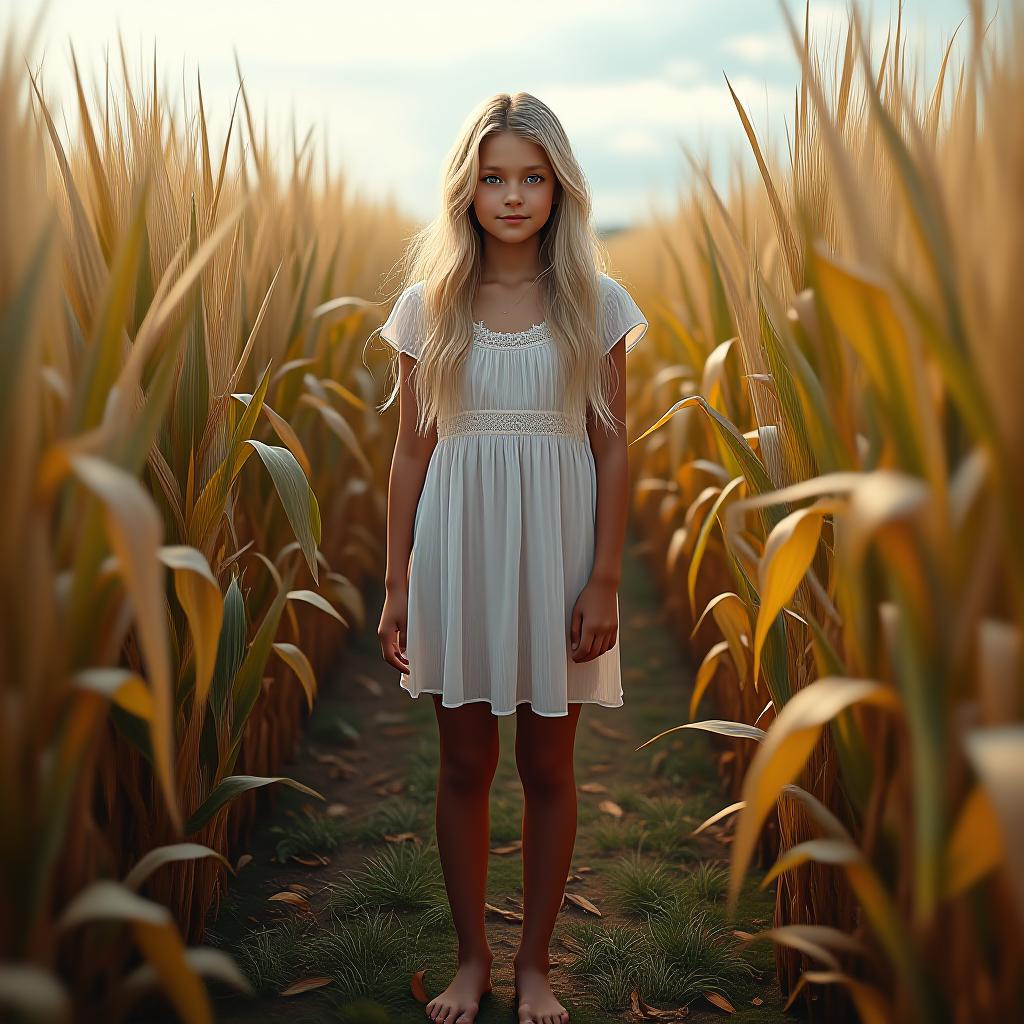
[621,1,1023,1020]
[0,17,411,1020]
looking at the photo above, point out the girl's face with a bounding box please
[472,131,559,244]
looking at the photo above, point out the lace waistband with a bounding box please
[437,409,586,441]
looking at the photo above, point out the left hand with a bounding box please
[569,579,618,662]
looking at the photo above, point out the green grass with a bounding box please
[559,898,757,1014]
[268,810,348,862]
[322,841,449,923]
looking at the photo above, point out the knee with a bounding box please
[516,758,575,798]
[438,743,499,795]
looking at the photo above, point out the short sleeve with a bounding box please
[379,281,425,359]
[600,274,649,355]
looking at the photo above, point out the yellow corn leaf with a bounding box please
[123,844,232,893]
[740,924,867,972]
[692,801,745,836]
[728,677,901,912]
[272,642,318,712]
[692,593,750,689]
[700,337,736,408]
[635,719,765,753]
[682,486,723,566]
[75,667,153,721]
[760,836,913,987]
[690,640,730,721]
[134,920,213,1024]
[783,971,889,1024]
[287,589,346,625]
[688,476,746,618]
[70,454,180,832]
[117,947,254,1003]
[753,503,831,689]
[944,786,1003,898]
[158,546,222,711]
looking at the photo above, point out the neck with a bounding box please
[478,233,543,284]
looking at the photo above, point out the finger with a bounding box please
[570,609,582,650]
[574,631,597,662]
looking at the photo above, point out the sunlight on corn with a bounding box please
[621,1,1024,1020]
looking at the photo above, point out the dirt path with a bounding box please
[194,528,788,1023]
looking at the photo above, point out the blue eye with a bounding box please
[481,174,545,184]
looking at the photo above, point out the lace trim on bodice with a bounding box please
[437,408,586,441]
[472,320,551,348]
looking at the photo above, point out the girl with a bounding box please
[376,92,648,1024]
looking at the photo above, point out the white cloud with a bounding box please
[606,128,664,156]
[663,56,703,82]
[540,76,791,135]
[723,32,789,63]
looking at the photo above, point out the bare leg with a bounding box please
[425,695,500,1023]
[512,702,582,1024]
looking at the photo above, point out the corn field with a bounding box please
[622,1,1024,1020]
[0,0,1021,1021]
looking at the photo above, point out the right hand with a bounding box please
[378,588,411,674]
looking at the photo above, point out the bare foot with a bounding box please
[426,954,493,1023]
[513,958,569,1024]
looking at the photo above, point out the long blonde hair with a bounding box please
[374,91,620,436]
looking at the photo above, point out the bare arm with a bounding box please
[572,336,629,661]
[379,352,437,672]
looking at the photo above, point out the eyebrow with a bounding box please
[480,164,550,171]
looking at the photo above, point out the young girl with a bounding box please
[376,92,648,1024]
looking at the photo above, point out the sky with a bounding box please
[3,0,988,231]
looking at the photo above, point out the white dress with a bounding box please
[380,272,648,716]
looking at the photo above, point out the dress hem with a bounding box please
[399,687,623,717]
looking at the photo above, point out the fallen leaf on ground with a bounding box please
[629,990,690,1019]
[364,770,395,786]
[490,841,522,855]
[579,782,609,793]
[590,763,611,774]
[752,996,764,1006]
[484,901,523,922]
[268,891,309,910]
[235,854,253,871]
[704,992,736,1013]
[290,853,329,867]
[288,883,313,896]
[280,976,332,996]
[383,832,420,844]
[325,803,350,817]
[598,799,624,818]
[564,892,602,916]
[410,969,429,1002]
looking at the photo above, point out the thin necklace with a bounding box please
[490,273,543,316]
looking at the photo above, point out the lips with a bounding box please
[501,215,527,221]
